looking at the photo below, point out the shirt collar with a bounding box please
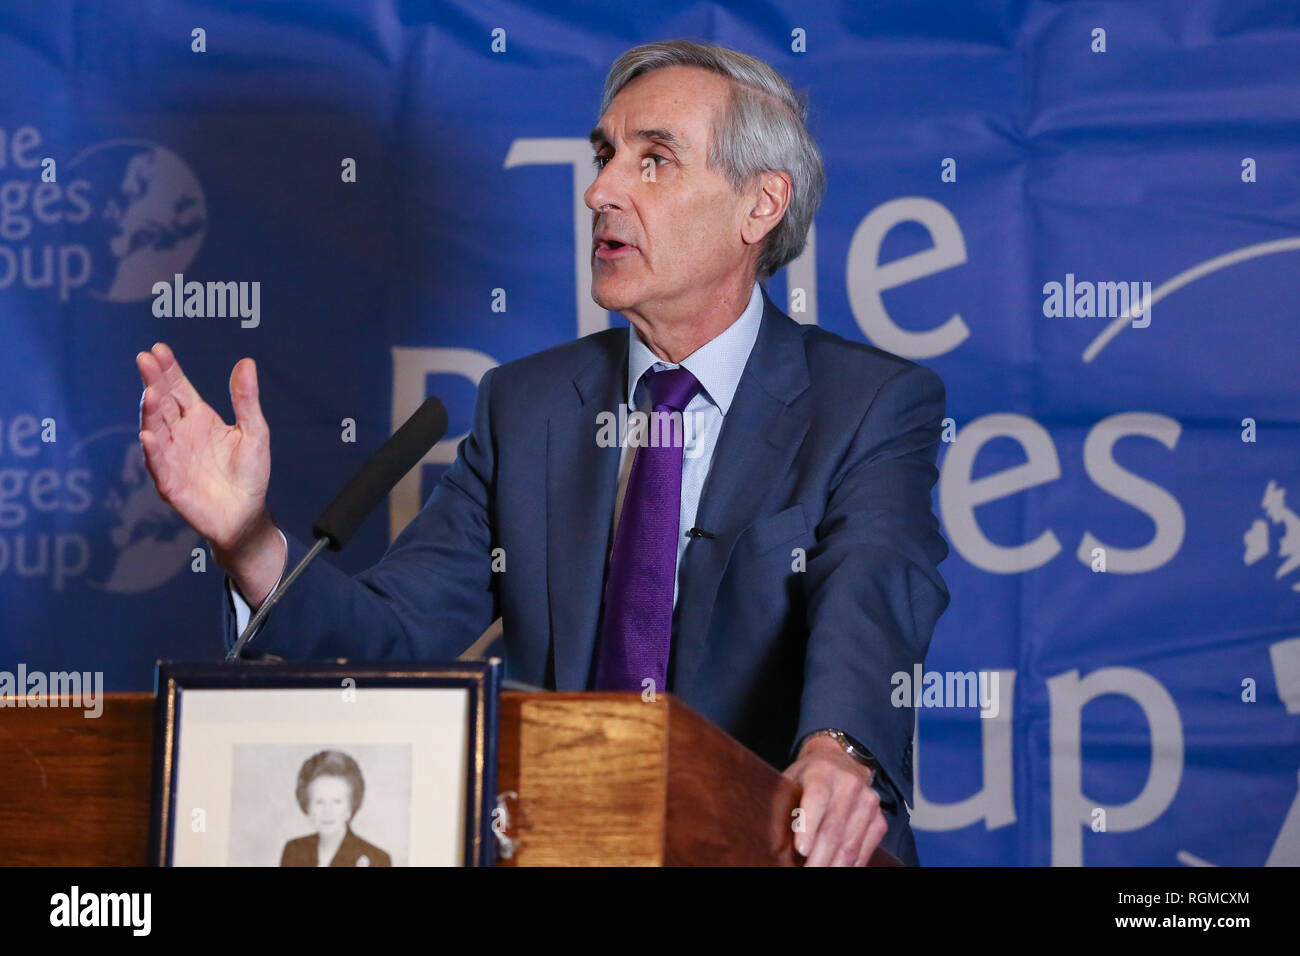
[625,281,764,414]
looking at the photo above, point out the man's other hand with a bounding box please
[784,733,888,867]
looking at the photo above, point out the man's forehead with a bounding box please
[590,67,728,150]
[588,123,692,151]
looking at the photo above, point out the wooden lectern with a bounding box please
[0,692,898,866]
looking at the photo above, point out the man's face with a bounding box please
[586,66,754,315]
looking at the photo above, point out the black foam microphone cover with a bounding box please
[311,397,449,549]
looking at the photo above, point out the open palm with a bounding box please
[136,342,271,554]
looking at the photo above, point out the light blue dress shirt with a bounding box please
[613,280,765,608]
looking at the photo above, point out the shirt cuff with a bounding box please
[228,528,288,636]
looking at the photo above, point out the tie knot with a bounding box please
[644,366,701,412]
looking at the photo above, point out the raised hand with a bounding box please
[136,342,284,604]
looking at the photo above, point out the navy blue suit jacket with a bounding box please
[224,287,950,863]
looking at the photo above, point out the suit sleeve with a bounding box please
[221,367,501,662]
[792,363,950,811]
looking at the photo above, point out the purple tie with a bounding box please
[592,366,703,692]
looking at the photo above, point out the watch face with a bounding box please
[841,736,877,766]
[814,729,875,765]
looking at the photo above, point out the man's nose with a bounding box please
[584,159,633,213]
[584,175,614,214]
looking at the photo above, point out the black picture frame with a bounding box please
[148,659,501,867]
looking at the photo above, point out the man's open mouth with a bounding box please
[595,238,637,258]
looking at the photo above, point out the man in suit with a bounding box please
[136,40,949,866]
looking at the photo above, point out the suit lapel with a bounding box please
[671,292,812,696]
[547,334,627,690]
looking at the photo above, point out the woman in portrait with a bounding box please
[280,750,392,867]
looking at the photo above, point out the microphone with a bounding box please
[313,397,449,549]
[225,397,449,662]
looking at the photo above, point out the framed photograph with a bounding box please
[149,659,501,867]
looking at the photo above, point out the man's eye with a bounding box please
[592,153,667,170]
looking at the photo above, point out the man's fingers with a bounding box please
[828,801,874,868]
[139,385,172,442]
[140,379,186,435]
[157,388,182,430]
[854,813,889,867]
[229,357,268,441]
[804,782,859,867]
[150,342,203,411]
[793,774,831,858]
[137,350,166,428]
[138,429,172,494]
[136,349,162,388]
[831,797,880,867]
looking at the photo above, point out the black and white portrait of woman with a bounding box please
[280,750,392,867]
[226,741,411,866]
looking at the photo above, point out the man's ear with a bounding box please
[741,170,792,246]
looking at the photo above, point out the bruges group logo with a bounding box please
[1,131,206,595]
[0,132,206,303]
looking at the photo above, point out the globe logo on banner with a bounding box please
[1067,241,1300,867]
[72,426,199,595]
[66,138,207,302]
[1244,481,1300,593]
[0,131,205,599]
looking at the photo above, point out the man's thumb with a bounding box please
[230,357,268,438]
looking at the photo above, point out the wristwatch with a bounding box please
[805,728,897,813]
[806,728,879,770]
